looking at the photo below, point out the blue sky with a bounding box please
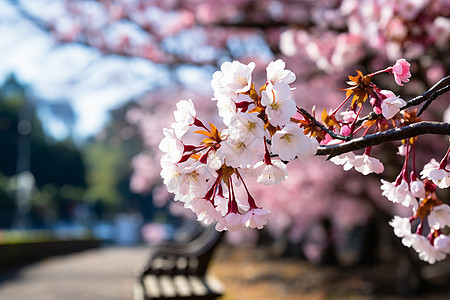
[0,0,172,141]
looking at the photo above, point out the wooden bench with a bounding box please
[134,224,225,300]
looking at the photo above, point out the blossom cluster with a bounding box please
[160,60,318,231]
[160,58,450,264]
[385,153,450,264]
[281,0,450,74]
[321,58,450,264]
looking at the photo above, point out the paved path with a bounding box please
[0,246,150,300]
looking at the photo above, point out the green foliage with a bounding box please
[84,142,126,207]
[83,101,145,211]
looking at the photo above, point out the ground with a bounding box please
[0,244,449,299]
[211,245,450,300]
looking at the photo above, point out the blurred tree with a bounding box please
[83,101,165,220]
[0,74,86,188]
[0,75,88,227]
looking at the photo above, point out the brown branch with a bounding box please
[298,108,352,141]
[316,121,450,157]
[402,75,450,111]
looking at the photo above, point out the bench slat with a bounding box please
[205,275,224,295]
[144,275,161,299]
[173,275,192,297]
[159,275,177,298]
[188,276,208,296]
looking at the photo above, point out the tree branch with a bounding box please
[298,108,352,141]
[402,76,450,111]
[316,121,450,157]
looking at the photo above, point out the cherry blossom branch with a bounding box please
[401,75,450,114]
[316,121,450,157]
[297,108,352,141]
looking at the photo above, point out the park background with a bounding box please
[0,0,449,299]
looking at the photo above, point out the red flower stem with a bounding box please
[411,142,417,181]
[400,142,411,181]
[184,144,205,152]
[193,118,210,132]
[416,222,423,235]
[330,93,352,116]
[235,169,258,209]
[263,138,272,165]
[369,67,393,77]
[350,104,364,134]
[227,175,239,214]
[438,145,450,169]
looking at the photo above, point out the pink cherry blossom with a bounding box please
[189,199,222,226]
[352,154,384,175]
[243,208,271,229]
[216,212,245,231]
[391,58,411,86]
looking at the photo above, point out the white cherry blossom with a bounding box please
[189,199,222,225]
[380,178,423,210]
[213,60,256,95]
[160,155,182,193]
[214,193,230,216]
[227,112,265,142]
[412,235,446,264]
[217,138,262,168]
[216,212,245,231]
[389,216,412,238]
[428,204,450,230]
[397,144,408,156]
[395,180,418,209]
[171,99,196,138]
[252,159,288,186]
[380,179,397,202]
[428,168,450,189]
[261,82,297,127]
[243,208,271,229]
[410,179,426,199]
[178,163,209,198]
[401,233,419,248]
[352,154,384,175]
[421,159,450,188]
[216,96,237,126]
[211,70,236,100]
[380,90,406,119]
[159,128,185,163]
[434,235,450,254]
[207,149,223,170]
[330,152,357,171]
[266,59,296,85]
[271,123,318,161]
